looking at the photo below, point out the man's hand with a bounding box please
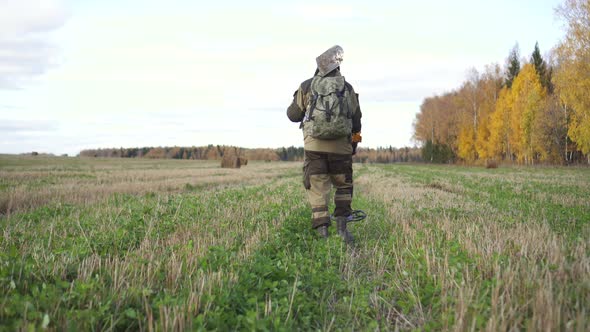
[352,132,362,143]
[351,132,361,155]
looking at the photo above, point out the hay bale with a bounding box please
[221,156,247,168]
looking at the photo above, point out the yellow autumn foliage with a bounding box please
[510,64,546,164]
[554,0,590,157]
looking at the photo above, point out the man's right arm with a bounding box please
[350,91,362,155]
[351,93,362,134]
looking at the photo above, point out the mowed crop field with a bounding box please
[0,156,588,331]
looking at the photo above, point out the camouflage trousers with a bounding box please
[303,151,353,229]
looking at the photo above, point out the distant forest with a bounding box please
[413,0,590,165]
[78,145,423,163]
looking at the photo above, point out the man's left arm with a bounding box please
[287,87,305,122]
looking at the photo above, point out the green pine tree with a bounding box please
[530,42,553,93]
[505,43,521,88]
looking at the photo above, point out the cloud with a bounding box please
[0,118,58,134]
[0,0,68,89]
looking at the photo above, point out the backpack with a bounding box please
[302,76,353,140]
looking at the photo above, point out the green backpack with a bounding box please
[303,76,353,140]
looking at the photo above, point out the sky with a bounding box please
[0,0,566,156]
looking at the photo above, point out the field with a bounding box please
[0,155,588,331]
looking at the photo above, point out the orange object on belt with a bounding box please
[352,132,362,143]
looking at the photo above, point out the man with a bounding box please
[286,45,362,244]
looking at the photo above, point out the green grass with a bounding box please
[0,157,588,330]
[388,164,590,239]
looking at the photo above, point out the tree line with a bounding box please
[353,146,422,163]
[78,145,423,163]
[413,0,590,165]
[79,145,300,161]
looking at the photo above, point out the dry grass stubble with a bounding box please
[3,174,302,330]
[0,159,299,215]
[352,166,588,330]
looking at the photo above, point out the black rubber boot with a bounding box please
[316,225,329,238]
[336,217,354,245]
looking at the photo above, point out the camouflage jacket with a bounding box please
[287,69,362,154]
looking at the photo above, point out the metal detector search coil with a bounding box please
[331,210,367,223]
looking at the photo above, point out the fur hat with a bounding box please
[316,45,344,76]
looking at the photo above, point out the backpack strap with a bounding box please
[324,99,333,122]
[325,79,346,122]
[307,92,319,122]
[301,93,318,129]
[336,85,351,119]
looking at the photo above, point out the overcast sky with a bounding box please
[0,0,565,156]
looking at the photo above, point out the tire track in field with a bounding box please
[196,175,391,330]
